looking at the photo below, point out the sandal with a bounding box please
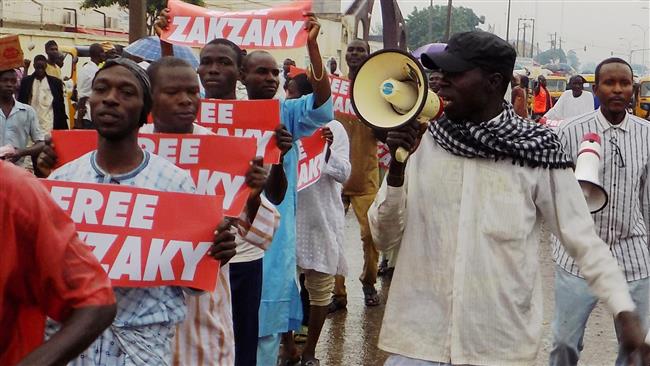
[327,297,347,314]
[278,355,301,366]
[363,285,380,307]
[301,358,320,366]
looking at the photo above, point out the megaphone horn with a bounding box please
[351,49,444,162]
[575,133,608,213]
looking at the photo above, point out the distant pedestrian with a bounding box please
[428,69,443,93]
[0,68,44,166]
[544,75,595,121]
[18,55,68,132]
[533,75,553,120]
[511,74,529,118]
[44,40,62,79]
[75,44,105,129]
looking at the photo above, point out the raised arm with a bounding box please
[154,8,174,57]
[304,12,330,108]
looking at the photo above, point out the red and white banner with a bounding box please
[196,99,281,164]
[288,66,355,118]
[162,0,311,49]
[377,142,391,170]
[51,130,257,217]
[42,180,222,291]
[296,129,327,191]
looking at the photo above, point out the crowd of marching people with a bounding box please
[4,8,650,366]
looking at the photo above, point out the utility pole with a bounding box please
[522,22,528,56]
[529,18,535,58]
[505,0,511,42]
[516,18,521,53]
[129,0,147,43]
[428,0,433,42]
[444,0,452,41]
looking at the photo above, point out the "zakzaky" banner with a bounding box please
[288,66,355,118]
[50,130,257,217]
[42,180,223,291]
[162,0,311,49]
[196,99,281,164]
[296,129,327,191]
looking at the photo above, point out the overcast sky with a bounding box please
[342,0,650,67]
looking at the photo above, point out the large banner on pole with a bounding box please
[162,0,311,49]
[196,99,281,164]
[50,130,257,217]
[42,180,223,291]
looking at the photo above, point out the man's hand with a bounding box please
[303,12,321,44]
[23,58,31,72]
[36,137,58,177]
[322,127,333,145]
[385,120,425,163]
[208,219,238,267]
[246,156,267,196]
[385,120,426,186]
[4,148,23,163]
[154,8,171,36]
[275,124,293,158]
[615,311,650,365]
[322,127,333,162]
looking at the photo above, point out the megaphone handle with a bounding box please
[395,147,409,163]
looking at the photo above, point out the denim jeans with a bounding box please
[549,265,649,366]
[384,355,474,366]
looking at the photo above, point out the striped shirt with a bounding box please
[158,123,280,366]
[552,109,650,281]
[46,150,197,366]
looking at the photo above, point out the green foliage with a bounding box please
[80,0,205,33]
[404,5,484,50]
[566,50,580,71]
[535,48,567,65]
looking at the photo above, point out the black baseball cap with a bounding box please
[421,31,516,75]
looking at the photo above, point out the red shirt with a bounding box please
[0,162,115,365]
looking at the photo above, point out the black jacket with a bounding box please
[18,74,68,130]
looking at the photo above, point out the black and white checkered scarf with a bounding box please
[428,102,573,169]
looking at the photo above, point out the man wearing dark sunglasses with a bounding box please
[550,57,650,365]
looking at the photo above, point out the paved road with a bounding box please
[312,214,619,365]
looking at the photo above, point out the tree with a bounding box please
[534,48,567,65]
[80,0,204,34]
[566,50,580,71]
[404,5,484,50]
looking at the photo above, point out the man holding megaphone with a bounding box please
[549,58,650,366]
[367,31,650,365]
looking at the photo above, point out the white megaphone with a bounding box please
[351,49,444,162]
[575,133,608,213]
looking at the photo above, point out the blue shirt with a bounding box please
[259,94,334,336]
[0,100,43,164]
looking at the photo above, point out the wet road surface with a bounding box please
[312,214,618,365]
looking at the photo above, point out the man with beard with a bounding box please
[332,39,382,310]
[40,58,238,365]
[239,14,333,365]
[369,31,650,365]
